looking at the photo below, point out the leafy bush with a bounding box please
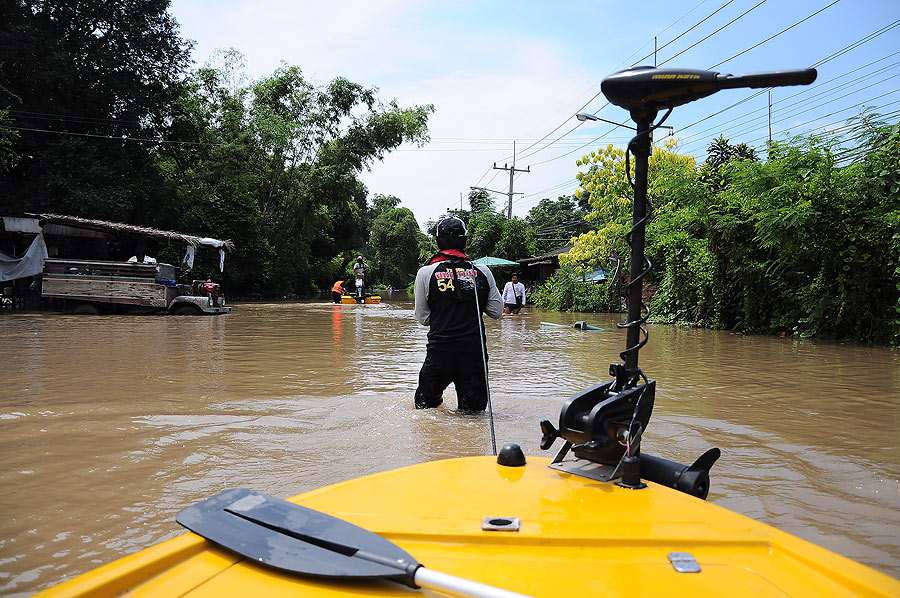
[567,118,900,345]
[531,265,620,312]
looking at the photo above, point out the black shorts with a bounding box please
[415,348,487,412]
[505,302,521,311]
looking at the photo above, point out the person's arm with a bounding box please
[501,282,511,304]
[413,266,432,325]
[478,265,504,319]
[519,283,526,305]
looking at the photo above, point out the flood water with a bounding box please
[1,296,898,595]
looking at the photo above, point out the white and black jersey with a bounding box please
[414,252,503,351]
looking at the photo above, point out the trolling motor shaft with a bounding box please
[540,65,817,498]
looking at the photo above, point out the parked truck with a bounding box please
[41,258,229,315]
[2,212,236,316]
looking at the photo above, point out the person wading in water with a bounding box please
[413,217,503,411]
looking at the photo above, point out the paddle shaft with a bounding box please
[416,567,533,598]
[349,549,532,597]
[466,269,497,455]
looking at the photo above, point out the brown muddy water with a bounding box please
[1,296,898,595]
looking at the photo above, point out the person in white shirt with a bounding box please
[502,274,526,314]
[352,256,369,298]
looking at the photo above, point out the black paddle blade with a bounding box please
[176,488,420,583]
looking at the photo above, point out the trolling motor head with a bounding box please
[601,66,817,120]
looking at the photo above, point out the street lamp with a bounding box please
[575,113,631,128]
[470,185,522,197]
[576,113,674,137]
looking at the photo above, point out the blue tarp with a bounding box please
[585,267,609,282]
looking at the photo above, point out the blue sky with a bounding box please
[169,0,900,226]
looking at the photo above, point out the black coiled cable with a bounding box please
[616,108,672,373]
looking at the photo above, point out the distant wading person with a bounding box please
[331,280,344,303]
[352,256,369,298]
[414,217,503,412]
[502,274,526,315]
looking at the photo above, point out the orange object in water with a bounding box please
[331,280,344,293]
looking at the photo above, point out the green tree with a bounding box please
[525,195,591,254]
[531,264,617,312]
[155,55,433,295]
[0,0,192,219]
[565,140,694,272]
[0,107,19,174]
[699,135,758,193]
[495,217,529,261]
[468,188,494,214]
[153,51,271,293]
[370,207,424,286]
[706,124,899,343]
[467,211,503,257]
[368,194,402,221]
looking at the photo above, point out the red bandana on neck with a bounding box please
[429,249,468,265]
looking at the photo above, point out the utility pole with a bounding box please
[492,141,530,219]
[768,90,773,143]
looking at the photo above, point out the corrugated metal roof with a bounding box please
[517,243,573,265]
[25,214,234,250]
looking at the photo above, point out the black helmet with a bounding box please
[435,216,467,250]
[356,255,363,262]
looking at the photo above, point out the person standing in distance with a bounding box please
[352,255,369,298]
[502,274,526,315]
[413,217,503,411]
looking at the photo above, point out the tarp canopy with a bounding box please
[0,232,48,282]
[472,256,518,267]
[25,213,234,272]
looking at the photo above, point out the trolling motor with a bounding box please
[540,66,817,499]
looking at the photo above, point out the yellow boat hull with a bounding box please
[340,294,381,304]
[35,456,900,597]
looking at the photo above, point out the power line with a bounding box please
[630,0,736,66]
[6,125,210,146]
[511,0,735,163]
[675,58,900,149]
[658,0,769,66]
[811,18,900,68]
[469,0,775,193]
[707,0,840,69]
[677,75,900,155]
[516,1,831,169]
[668,23,900,151]
[742,94,900,147]
[518,179,580,202]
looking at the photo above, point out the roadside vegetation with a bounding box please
[561,118,900,346]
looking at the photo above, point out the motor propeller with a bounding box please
[600,66,817,117]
